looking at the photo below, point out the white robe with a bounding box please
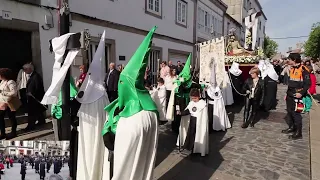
[77,97,109,180]
[221,71,234,106]
[76,31,109,180]
[105,110,158,180]
[155,85,166,121]
[177,100,209,156]
[207,86,231,131]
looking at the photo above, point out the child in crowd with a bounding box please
[156,78,167,122]
[242,67,265,128]
[176,88,209,156]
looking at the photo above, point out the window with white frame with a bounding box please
[204,11,210,33]
[197,7,205,31]
[176,0,187,26]
[147,0,162,16]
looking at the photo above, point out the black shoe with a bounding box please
[24,126,35,131]
[0,134,6,140]
[241,123,249,129]
[5,132,17,140]
[289,131,302,140]
[250,123,254,127]
[281,127,295,134]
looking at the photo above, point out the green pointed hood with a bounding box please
[102,26,159,135]
[174,53,192,93]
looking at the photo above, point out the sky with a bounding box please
[260,0,320,54]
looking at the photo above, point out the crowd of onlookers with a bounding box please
[0,62,47,140]
[272,58,320,103]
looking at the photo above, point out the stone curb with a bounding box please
[310,100,320,180]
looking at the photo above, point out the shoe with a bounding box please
[24,126,35,131]
[289,129,302,140]
[250,122,254,127]
[241,123,249,128]
[5,131,17,140]
[0,134,6,140]
[281,127,295,134]
[289,133,302,140]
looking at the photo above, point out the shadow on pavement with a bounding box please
[156,106,238,180]
[155,124,178,167]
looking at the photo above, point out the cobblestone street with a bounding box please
[154,84,310,180]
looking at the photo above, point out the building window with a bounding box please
[243,0,247,10]
[197,7,205,32]
[27,141,32,147]
[20,141,23,146]
[259,21,261,30]
[258,38,260,47]
[176,0,187,26]
[204,11,210,33]
[147,0,161,16]
[227,22,230,34]
[263,26,265,33]
[11,141,14,146]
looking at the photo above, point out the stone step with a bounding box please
[5,119,53,141]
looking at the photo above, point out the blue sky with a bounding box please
[260,0,320,54]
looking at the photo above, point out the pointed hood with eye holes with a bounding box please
[102,26,159,135]
[174,53,192,94]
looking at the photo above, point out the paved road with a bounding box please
[2,163,69,180]
[154,84,310,180]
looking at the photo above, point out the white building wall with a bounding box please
[242,0,266,49]
[69,0,195,43]
[197,0,224,41]
[0,0,59,90]
[224,15,242,39]
[70,21,193,66]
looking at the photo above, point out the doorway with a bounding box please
[148,49,161,85]
[0,28,32,79]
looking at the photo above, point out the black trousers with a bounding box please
[285,96,302,130]
[0,109,17,135]
[183,116,197,150]
[27,113,46,128]
[243,98,258,124]
[21,174,25,180]
[107,91,118,103]
[19,88,27,111]
[166,90,171,108]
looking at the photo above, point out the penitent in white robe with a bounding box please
[149,89,166,121]
[76,31,109,180]
[221,71,234,106]
[207,86,231,131]
[177,100,209,156]
[155,85,167,121]
[103,110,158,180]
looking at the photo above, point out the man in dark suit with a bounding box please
[23,64,46,131]
[104,62,120,102]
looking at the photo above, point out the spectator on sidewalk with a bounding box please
[0,68,20,139]
[23,64,46,131]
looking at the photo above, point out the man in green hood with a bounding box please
[102,26,159,180]
[169,54,193,133]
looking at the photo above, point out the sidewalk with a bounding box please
[310,93,320,180]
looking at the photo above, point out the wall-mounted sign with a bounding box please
[2,10,12,20]
[119,56,125,61]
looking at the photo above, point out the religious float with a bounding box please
[197,8,264,84]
